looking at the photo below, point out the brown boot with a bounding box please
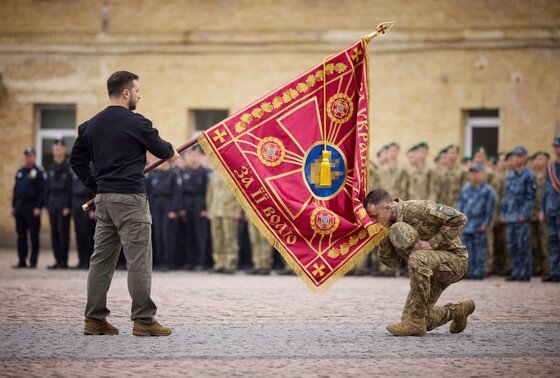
[84,319,119,335]
[386,319,426,336]
[449,300,476,334]
[132,321,172,337]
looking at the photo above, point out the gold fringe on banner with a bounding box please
[199,133,388,293]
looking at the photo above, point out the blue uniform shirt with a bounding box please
[542,161,560,217]
[457,182,496,234]
[13,165,46,210]
[501,167,536,222]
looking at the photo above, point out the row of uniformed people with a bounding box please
[12,141,95,269]
[145,148,292,275]
[354,138,559,282]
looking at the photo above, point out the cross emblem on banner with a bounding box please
[312,263,326,277]
[212,129,227,143]
[378,24,387,34]
[350,48,362,61]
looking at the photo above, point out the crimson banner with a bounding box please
[200,39,387,291]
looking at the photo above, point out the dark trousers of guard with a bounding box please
[152,198,178,269]
[15,204,41,266]
[184,208,211,269]
[48,206,71,267]
[72,205,95,268]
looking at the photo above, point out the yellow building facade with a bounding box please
[0,0,559,238]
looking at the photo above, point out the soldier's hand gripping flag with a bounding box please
[199,25,393,292]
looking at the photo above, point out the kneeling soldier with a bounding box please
[364,188,475,336]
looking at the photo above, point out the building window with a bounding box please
[464,109,499,159]
[35,105,76,169]
[188,109,229,138]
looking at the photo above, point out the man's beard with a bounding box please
[128,98,137,111]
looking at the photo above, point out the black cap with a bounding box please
[24,147,36,156]
[53,138,66,146]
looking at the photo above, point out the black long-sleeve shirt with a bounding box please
[70,106,174,194]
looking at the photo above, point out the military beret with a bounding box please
[407,144,418,153]
[472,145,486,155]
[387,142,400,148]
[389,222,420,253]
[505,151,514,159]
[416,141,428,149]
[534,151,550,159]
[462,155,472,163]
[53,138,66,146]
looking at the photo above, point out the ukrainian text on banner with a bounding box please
[199,39,387,292]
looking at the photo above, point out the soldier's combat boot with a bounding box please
[386,319,427,336]
[132,320,172,336]
[449,300,476,334]
[84,319,119,335]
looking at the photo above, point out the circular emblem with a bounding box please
[327,93,354,124]
[310,207,340,235]
[257,137,285,167]
[302,142,347,200]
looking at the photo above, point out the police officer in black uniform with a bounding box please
[45,139,73,269]
[12,147,45,268]
[71,167,96,269]
[151,162,183,270]
[145,164,163,267]
[180,148,210,270]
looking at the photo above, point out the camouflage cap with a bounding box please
[389,222,420,252]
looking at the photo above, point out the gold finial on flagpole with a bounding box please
[364,21,396,43]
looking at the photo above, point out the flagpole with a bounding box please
[363,21,396,43]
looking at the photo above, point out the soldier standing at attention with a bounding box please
[441,145,468,208]
[46,139,73,269]
[457,163,496,279]
[71,71,179,336]
[71,168,96,269]
[180,148,210,271]
[540,137,560,282]
[12,148,46,268]
[364,188,474,336]
[530,151,550,277]
[204,171,241,274]
[500,146,536,281]
[151,161,183,270]
[407,142,434,201]
[247,222,273,275]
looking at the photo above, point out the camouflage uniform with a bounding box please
[457,182,496,279]
[377,163,410,200]
[489,171,510,274]
[248,222,272,271]
[501,167,536,279]
[440,165,467,207]
[377,200,468,331]
[206,172,241,272]
[531,173,549,275]
[371,163,410,275]
[407,165,436,201]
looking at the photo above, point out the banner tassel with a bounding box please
[319,149,332,187]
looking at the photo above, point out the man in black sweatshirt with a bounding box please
[70,70,179,337]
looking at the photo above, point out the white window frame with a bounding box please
[35,105,76,167]
[464,116,499,156]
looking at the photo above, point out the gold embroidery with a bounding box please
[234,61,348,133]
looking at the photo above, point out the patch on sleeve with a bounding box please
[432,203,456,218]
